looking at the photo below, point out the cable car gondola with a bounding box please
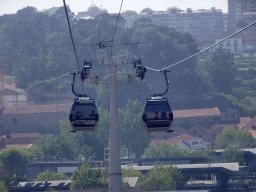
[69,97,98,131]
[69,61,99,132]
[142,69,174,132]
[142,97,173,132]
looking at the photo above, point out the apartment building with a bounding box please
[123,7,224,37]
[228,0,256,31]
[176,8,224,37]
[242,12,256,35]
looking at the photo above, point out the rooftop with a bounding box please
[2,103,72,115]
[216,31,243,40]
[173,107,221,118]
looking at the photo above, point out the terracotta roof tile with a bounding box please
[0,133,42,139]
[217,31,243,39]
[250,130,256,139]
[207,124,240,133]
[172,126,186,133]
[247,116,256,130]
[2,103,72,115]
[173,107,221,118]
[4,138,35,145]
[189,124,208,133]
[240,117,252,125]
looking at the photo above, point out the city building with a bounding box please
[0,83,27,107]
[76,5,107,19]
[242,12,256,35]
[0,103,71,134]
[211,31,243,54]
[228,0,256,31]
[123,7,224,37]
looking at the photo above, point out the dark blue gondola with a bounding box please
[142,97,173,132]
[69,61,99,132]
[142,69,174,132]
[69,98,98,131]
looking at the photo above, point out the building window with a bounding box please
[227,40,230,46]
[193,130,197,135]
[192,141,198,145]
[235,46,238,52]
[13,118,17,125]
[234,40,238,45]
[213,134,215,139]
[199,135,202,138]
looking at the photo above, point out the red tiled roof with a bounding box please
[0,133,42,139]
[4,138,35,145]
[248,116,256,130]
[151,134,199,146]
[173,107,221,118]
[4,83,16,89]
[250,130,256,139]
[217,31,243,39]
[240,117,252,125]
[244,34,256,45]
[2,103,72,115]
[189,124,208,133]
[172,126,186,133]
[195,36,217,43]
[207,124,240,133]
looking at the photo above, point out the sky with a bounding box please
[0,0,228,16]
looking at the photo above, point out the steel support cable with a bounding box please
[62,0,81,71]
[111,0,124,42]
[144,20,256,72]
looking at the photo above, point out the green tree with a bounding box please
[35,170,68,181]
[140,8,154,14]
[204,48,237,94]
[167,6,180,12]
[133,18,152,26]
[122,167,143,179]
[0,180,8,192]
[215,127,256,149]
[70,164,107,190]
[137,163,183,191]
[145,143,190,158]
[0,147,29,176]
[222,145,246,166]
[119,100,152,159]
[124,10,137,15]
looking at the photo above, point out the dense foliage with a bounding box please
[70,163,108,190]
[215,127,256,149]
[0,6,199,93]
[198,48,237,94]
[136,163,183,191]
[35,170,68,181]
[0,180,8,192]
[0,147,29,176]
[222,145,246,166]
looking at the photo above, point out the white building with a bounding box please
[211,31,243,54]
[0,84,27,107]
[178,139,209,150]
